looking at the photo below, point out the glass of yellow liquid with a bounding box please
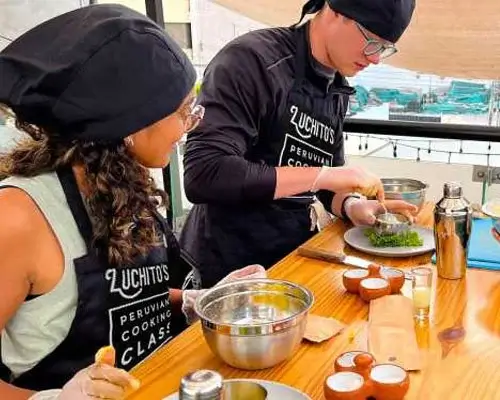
[411,267,432,320]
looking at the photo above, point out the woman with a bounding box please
[0,4,265,400]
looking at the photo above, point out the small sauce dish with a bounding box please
[374,213,411,236]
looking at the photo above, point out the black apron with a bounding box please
[5,167,185,391]
[181,23,354,288]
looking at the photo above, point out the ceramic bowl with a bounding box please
[380,268,406,294]
[368,364,410,400]
[342,269,369,294]
[324,371,368,400]
[359,278,391,302]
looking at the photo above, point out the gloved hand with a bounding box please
[215,264,267,284]
[182,264,267,324]
[312,166,385,201]
[344,198,419,226]
[29,346,140,400]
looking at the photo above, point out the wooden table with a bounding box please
[128,203,500,400]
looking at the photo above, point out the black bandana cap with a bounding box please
[299,0,415,43]
[0,4,197,143]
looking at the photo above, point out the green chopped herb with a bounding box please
[364,228,424,248]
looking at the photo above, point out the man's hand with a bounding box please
[313,166,385,201]
[345,198,418,226]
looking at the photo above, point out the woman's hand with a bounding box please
[182,264,267,324]
[345,198,419,226]
[58,346,140,400]
[216,264,266,285]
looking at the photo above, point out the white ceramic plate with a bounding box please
[344,226,435,258]
[482,199,500,218]
[163,378,311,400]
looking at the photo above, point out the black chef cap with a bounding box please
[299,0,415,43]
[0,4,196,143]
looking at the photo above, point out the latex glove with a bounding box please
[313,166,385,201]
[30,346,140,400]
[29,390,62,400]
[182,265,267,324]
[345,198,419,226]
[216,264,267,285]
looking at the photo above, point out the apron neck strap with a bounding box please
[153,209,172,237]
[57,166,173,262]
[56,166,94,249]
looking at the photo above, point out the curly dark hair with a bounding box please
[0,115,168,267]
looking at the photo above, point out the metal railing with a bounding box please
[344,118,500,142]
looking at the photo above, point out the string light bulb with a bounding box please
[343,133,500,160]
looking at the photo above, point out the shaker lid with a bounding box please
[179,370,223,397]
[443,182,463,198]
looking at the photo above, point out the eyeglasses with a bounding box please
[184,101,205,133]
[355,22,398,60]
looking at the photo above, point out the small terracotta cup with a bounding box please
[358,278,391,302]
[368,264,382,278]
[324,371,368,400]
[380,268,405,294]
[367,364,410,400]
[334,351,375,380]
[334,351,368,373]
[342,270,369,294]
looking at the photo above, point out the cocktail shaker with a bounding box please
[434,182,472,279]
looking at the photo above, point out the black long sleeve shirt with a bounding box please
[185,27,296,204]
[183,25,349,209]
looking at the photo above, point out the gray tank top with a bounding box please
[0,173,87,378]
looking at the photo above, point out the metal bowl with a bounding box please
[374,212,411,235]
[223,380,268,400]
[381,178,428,210]
[194,279,314,370]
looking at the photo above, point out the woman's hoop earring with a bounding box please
[124,136,134,147]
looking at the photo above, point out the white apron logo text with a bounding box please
[105,264,170,300]
[290,105,336,144]
[108,292,172,368]
[279,134,334,167]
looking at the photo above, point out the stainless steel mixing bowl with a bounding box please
[194,279,314,370]
[381,178,428,210]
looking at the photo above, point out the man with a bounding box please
[180,0,417,287]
